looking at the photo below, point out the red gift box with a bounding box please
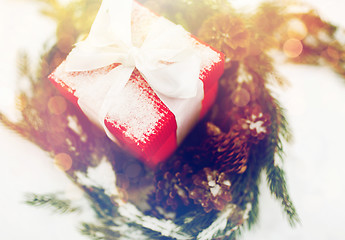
[49,1,224,167]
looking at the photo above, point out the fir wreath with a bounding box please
[1,0,345,239]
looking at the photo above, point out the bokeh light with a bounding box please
[231,88,250,107]
[54,153,73,171]
[283,38,303,58]
[287,18,308,40]
[48,96,67,115]
[125,162,142,179]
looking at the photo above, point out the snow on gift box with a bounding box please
[49,0,224,167]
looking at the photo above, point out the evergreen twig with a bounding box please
[24,193,81,214]
[263,95,300,226]
[80,223,121,240]
[266,165,300,226]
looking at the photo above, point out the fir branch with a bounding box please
[245,182,259,230]
[81,181,192,240]
[240,150,261,230]
[35,0,66,20]
[0,113,33,141]
[196,205,235,240]
[196,203,250,240]
[126,222,175,240]
[83,186,119,220]
[80,223,121,240]
[116,201,192,240]
[178,210,218,236]
[17,51,34,83]
[265,165,300,226]
[260,91,299,226]
[24,192,81,214]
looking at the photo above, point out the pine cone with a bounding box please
[207,122,249,174]
[155,160,193,210]
[233,105,271,143]
[189,168,232,213]
[216,133,249,174]
[198,13,250,65]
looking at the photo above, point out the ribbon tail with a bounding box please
[64,0,134,72]
[98,65,135,140]
[65,45,131,72]
[86,0,132,47]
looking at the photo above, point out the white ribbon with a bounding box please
[64,0,203,143]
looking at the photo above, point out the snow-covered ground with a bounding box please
[1,0,345,239]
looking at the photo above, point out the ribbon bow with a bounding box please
[63,0,203,143]
[65,0,201,102]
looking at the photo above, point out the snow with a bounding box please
[76,158,118,196]
[106,75,161,142]
[1,0,345,239]
[248,120,266,134]
[210,183,221,197]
